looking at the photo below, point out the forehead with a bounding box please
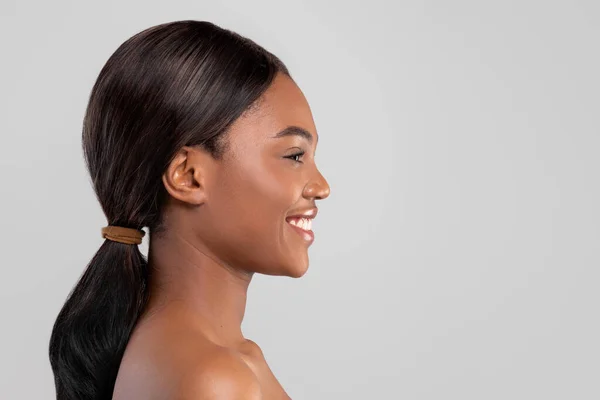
[229,73,318,147]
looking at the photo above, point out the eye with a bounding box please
[285,151,305,163]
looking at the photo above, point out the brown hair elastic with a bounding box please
[101,226,145,245]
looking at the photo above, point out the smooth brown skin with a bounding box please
[112,73,330,399]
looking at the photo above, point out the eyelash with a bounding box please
[285,151,305,163]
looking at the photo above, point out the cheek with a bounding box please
[207,162,304,270]
[231,157,299,219]
[209,163,288,241]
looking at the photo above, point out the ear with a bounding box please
[162,146,214,206]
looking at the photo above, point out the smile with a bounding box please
[287,217,312,231]
[286,217,315,244]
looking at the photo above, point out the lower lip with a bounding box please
[286,222,315,244]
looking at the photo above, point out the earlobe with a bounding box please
[161,147,208,206]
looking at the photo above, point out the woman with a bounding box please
[48,20,330,400]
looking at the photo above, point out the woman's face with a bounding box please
[188,73,330,278]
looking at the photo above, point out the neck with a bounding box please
[144,228,253,347]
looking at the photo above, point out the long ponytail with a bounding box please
[49,239,149,399]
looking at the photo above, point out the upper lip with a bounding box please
[286,207,318,220]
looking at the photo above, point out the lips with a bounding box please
[286,219,315,244]
[286,207,318,220]
[285,207,317,244]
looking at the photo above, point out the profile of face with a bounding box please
[162,73,331,278]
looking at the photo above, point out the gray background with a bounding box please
[1,0,599,399]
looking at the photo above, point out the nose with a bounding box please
[303,168,331,200]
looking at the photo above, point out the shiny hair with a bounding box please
[48,20,290,400]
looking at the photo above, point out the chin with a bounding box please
[287,261,309,278]
[256,259,308,278]
[259,250,309,277]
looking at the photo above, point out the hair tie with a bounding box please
[101,226,145,245]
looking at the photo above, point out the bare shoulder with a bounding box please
[239,338,265,358]
[173,347,263,400]
[115,312,262,400]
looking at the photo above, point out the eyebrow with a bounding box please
[271,126,319,144]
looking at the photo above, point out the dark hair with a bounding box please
[48,20,290,400]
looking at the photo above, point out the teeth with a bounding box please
[288,217,312,231]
